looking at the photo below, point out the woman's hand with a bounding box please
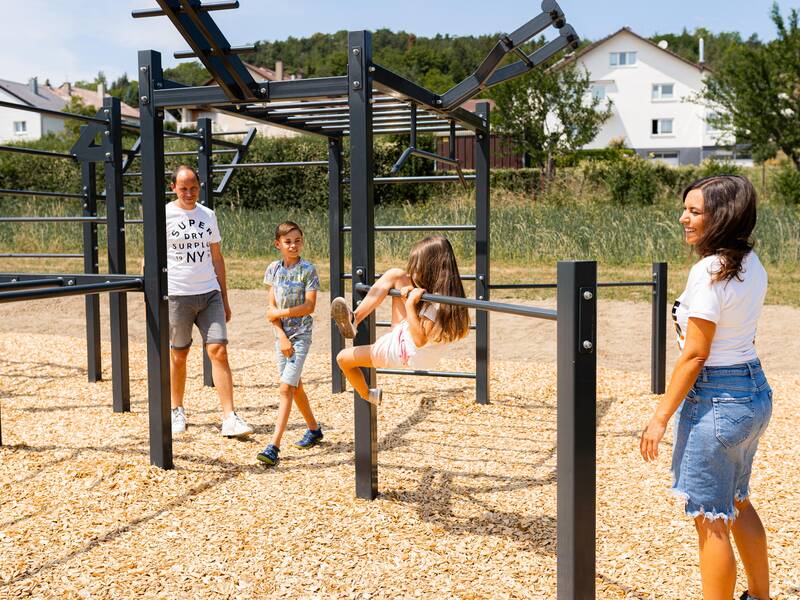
[279,336,294,358]
[640,415,668,462]
[405,287,426,308]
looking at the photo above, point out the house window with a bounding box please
[651,83,674,100]
[13,121,27,134]
[590,84,606,101]
[610,51,637,66]
[651,118,673,135]
[649,152,680,166]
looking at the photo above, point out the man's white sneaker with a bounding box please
[171,406,187,435]
[221,412,254,438]
[367,388,382,406]
[331,297,357,339]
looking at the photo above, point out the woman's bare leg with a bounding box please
[336,345,375,399]
[695,516,737,600]
[731,498,770,600]
[353,268,411,325]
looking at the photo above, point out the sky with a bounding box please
[1,0,797,85]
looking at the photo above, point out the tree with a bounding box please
[702,3,800,169]
[488,59,612,180]
[62,96,99,136]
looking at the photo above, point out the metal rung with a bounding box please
[0,253,83,259]
[175,44,255,60]
[342,272,476,281]
[490,280,656,290]
[212,160,327,170]
[0,277,66,289]
[376,368,477,379]
[0,189,84,199]
[0,146,76,160]
[0,100,109,125]
[598,281,654,287]
[0,216,106,223]
[0,278,143,304]
[376,320,476,330]
[372,175,476,184]
[341,224,476,232]
[132,1,240,18]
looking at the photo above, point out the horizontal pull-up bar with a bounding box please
[0,277,66,290]
[490,280,655,290]
[0,253,83,259]
[341,224,476,232]
[132,0,239,18]
[376,368,477,379]
[211,160,327,170]
[376,320,477,331]
[0,189,85,199]
[371,175,477,185]
[0,278,143,304]
[0,146,76,160]
[174,43,256,60]
[0,100,109,125]
[343,273,477,281]
[0,216,106,224]
[355,283,557,321]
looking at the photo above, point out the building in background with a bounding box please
[566,27,749,166]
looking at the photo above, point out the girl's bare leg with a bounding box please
[353,268,411,325]
[336,345,375,399]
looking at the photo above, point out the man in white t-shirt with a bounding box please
[165,165,252,438]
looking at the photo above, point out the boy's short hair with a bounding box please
[275,221,303,240]
[171,164,199,184]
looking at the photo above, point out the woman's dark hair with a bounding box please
[683,175,757,282]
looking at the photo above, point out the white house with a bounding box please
[565,27,746,166]
[0,78,67,143]
[0,77,144,143]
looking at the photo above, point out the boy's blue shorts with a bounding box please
[275,332,312,387]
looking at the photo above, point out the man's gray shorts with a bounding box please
[168,290,228,350]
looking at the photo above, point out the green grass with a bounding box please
[2,191,799,305]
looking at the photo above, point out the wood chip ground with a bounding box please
[1,297,798,599]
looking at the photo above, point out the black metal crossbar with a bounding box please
[376,368,477,379]
[341,224,476,232]
[376,320,476,330]
[211,160,327,170]
[0,278,143,304]
[0,253,83,259]
[354,283,556,321]
[0,216,107,223]
[0,277,65,291]
[0,100,109,125]
[372,175,476,184]
[490,280,655,289]
[132,0,240,18]
[0,189,85,199]
[0,146,76,160]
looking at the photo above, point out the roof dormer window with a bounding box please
[610,51,636,67]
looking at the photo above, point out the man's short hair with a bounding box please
[275,221,303,240]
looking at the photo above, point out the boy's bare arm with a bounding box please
[268,290,317,319]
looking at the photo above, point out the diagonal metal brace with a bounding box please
[440,0,572,110]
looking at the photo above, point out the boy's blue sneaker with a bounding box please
[295,427,323,449]
[256,444,280,466]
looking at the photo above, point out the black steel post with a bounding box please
[103,96,131,412]
[651,262,668,394]
[328,136,346,393]
[197,116,215,387]
[81,159,101,382]
[556,260,597,600]
[349,30,378,500]
[475,103,490,404]
[139,50,173,469]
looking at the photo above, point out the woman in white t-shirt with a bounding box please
[640,176,772,600]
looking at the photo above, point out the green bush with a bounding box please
[557,147,636,167]
[586,155,663,205]
[770,164,800,205]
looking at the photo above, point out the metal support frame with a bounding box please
[104,96,132,413]
[139,50,173,469]
[475,103,491,404]
[80,160,102,382]
[197,117,216,387]
[651,262,668,394]
[349,30,378,500]
[328,137,346,393]
[213,127,256,194]
[556,260,597,600]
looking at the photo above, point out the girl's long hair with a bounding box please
[683,175,757,283]
[405,236,470,343]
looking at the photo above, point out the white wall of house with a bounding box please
[0,89,66,142]
[575,30,743,165]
